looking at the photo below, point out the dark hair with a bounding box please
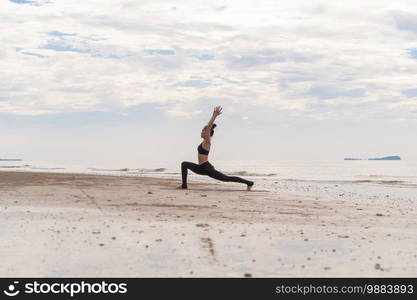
[210,123,217,136]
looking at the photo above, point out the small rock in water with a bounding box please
[337,235,349,238]
[196,223,209,228]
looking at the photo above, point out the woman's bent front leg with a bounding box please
[181,161,206,188]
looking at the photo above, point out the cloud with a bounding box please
[410,48,417,59]
[1,0,417,121]
[392,11,417,34]
[165,103,202,117]
[192,53,215,60]
[39,41,88,53]
[19,51,47,58]
[144,49,175,56]
[166,109,201,117]
[214,6,227,12]
[227,54,286,69]
[306,86,366,100]
[48,31,77,37]
[402,88,417,98]
[174,80,214,88]
[9,0,34,4]
[8,0,48,6]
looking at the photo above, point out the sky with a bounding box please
[1,0,417,167]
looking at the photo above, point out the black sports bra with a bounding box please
[197,142,209,155]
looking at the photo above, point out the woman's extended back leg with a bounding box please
[206,168,254,186]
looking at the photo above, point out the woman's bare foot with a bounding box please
[247,182,254,191]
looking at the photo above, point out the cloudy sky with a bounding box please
[1,0,417,167]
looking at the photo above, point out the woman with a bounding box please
[178,106,254,191]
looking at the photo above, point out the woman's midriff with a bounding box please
[198,154,209,164]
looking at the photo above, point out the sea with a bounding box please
[1,158,416,203]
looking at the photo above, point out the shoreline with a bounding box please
[0,170,416,277]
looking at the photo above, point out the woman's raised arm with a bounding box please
[203,106,222,140]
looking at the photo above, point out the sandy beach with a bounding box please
[0,170,416,277]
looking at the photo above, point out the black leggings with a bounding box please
[181,161,254,188]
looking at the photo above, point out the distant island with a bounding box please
[0,158,22,161]
[368,156,401,160]
[344,156,401,161]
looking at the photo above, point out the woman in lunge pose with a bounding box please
[178,106,254,191]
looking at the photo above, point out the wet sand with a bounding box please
[0,171,416,277]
